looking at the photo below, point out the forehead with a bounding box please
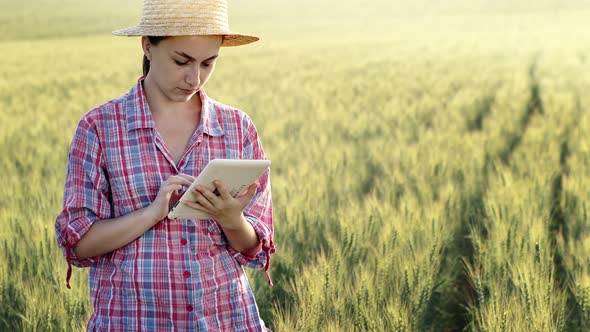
[159,35,222,56]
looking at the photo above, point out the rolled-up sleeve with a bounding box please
[55,115,111,286]
[227,115,276,285]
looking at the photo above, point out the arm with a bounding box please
[73,208,156,260]
[217,212,261,254]
[55,115,193,288]
[74,174,194,260]
[183,177,274,286]
[233,116,275,284]
[55,116,111,274]
[182,114,275,285]
[185,181,262,254]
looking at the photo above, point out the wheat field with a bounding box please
[1,0,590,331]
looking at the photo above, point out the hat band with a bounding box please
[140,18,229,29]
[132,25,233,35]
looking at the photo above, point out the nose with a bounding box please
[185,66,200,88]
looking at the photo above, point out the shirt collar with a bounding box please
[126,76,224,137]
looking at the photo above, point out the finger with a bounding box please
[166,175,193,187]
[194,185,221,206]
[183,199,212,213]
[213,180,232,200]
[192,191,215,210]
[176,173,196,182]
[163,184,183,197]
[237,183,258,197]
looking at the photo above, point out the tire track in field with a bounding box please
[549,93,584,331]
[424,58,545,331]
[423,182,487,331]
[498,61,545,165]
[466,93,496,132]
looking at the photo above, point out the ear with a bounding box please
[141,36,152,61]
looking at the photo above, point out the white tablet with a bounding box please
[167,159,271,220]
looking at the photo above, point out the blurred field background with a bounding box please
[1,0,590,331]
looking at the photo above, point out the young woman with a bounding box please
[54,1,275,330]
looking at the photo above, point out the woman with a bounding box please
[54,0,275,331]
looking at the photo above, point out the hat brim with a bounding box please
[112,26,259,46]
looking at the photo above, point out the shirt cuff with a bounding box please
[61,216,99,288]
[241,241,263,258]
[226,216,276,286]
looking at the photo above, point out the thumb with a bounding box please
[167,185,183,211]
[238,183,258,204]
[167,184,183,198]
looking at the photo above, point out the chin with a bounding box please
[168,90,195,103]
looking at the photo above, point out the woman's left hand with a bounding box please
[183,180,258,230]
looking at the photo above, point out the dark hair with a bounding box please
[143,36,169,76]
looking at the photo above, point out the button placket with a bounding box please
[180,229,194,314]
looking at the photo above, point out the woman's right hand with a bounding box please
[146,174,195,223]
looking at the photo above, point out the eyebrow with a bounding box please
[174,51,218,62]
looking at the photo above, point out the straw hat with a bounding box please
[112,0,259,47]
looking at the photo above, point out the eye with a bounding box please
[174,60,188,66]
[201,62,212,68]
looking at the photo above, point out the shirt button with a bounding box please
[183,270,191,278]
[180,238,188,245]
[186,305,193,312]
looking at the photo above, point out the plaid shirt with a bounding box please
[55,77,275,331]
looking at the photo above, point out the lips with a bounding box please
[178,87,198,94]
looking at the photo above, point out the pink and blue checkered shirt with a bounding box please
[55,77,275,331]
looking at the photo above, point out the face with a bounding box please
[142,35,222,103]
